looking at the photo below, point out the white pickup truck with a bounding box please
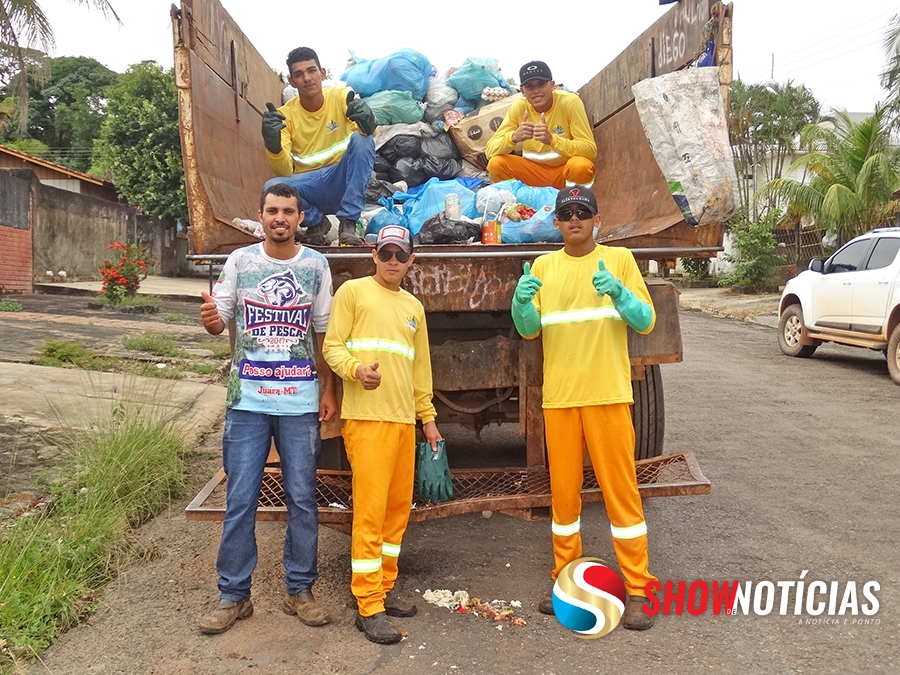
[778,227,900,384]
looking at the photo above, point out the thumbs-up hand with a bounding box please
[592,259,623,300]
[512,111,535,143]
[261,101,286,154]
[199,290,225,333]
[514,261,543,305]
[345,90,378,136]
[533,111,552,144]
[356,360,382,390]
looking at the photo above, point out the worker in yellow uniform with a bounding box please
[485,61,597,189]
[511,186,658,630]
[262,46,378,246]
[322,225,443,644]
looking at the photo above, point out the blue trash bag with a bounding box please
[492,180,564,244]
[366,196,411,235]
[394,178,478,236]
[446,58,512,103]
[364,90,425,125]
[340,49,432,99]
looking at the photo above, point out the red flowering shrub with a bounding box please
[99,242,149,303]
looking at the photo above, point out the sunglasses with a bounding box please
[557,207,595,221]
[376,248,411,263]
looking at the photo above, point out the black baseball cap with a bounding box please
[519,61,552,85]
[555,186,598,216]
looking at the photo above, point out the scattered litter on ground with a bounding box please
[422,589,527,626]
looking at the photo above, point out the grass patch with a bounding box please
[200,337,231,359]
[162,313,195,325]
[32,339,106,370]
[187,362,219,375]
[0,299,23,312]
[0,395,185,671]
[91,295,160,307]
[137,363,183,380]
[121,331,189,358]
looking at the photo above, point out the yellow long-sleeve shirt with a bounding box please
[323,276,437,424]
[267,86,359,177]
[528,245,655,408]
[485,89,597,167]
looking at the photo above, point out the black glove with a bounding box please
[345,91,377,136]
[261,102,286,154]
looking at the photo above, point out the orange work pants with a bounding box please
[343,419,416,617]
[544,404,657,597]
[486,154,595,189]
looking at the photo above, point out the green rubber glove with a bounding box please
[416,439,453,504]
[511,261,542,336]
[346,91,378,136]
[262,102,286,154]
[593,260,652,332]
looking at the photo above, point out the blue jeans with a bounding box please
[216,408,321,602]
[265,131,375,226]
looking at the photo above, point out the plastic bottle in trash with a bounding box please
[445,193,461,220]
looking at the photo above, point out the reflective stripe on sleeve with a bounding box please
[351,557,382,574]
[382,542,401,558]
[610,522,647,540]
[551,517,581,537]
[346,339,415,360]
[541,307,622,327]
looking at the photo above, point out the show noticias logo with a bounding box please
[553,562,882,638]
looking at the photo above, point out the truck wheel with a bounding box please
[632,364,664,460]
[888,324,900,385]
[778,304,818,357]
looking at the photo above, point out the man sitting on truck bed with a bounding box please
[262,46,378,247]
[511,186,657,630]
[485,61,597,190]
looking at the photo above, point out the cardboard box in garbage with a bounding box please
[449,94,522,170]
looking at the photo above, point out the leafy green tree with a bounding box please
[0,0,118,132]
[729,79,820,218]
[92,61,187,223]
[757,108,900,244]
[718,211,785,291]
[882,13,900,128]
[3,135,47,155]
[12,56,118,171]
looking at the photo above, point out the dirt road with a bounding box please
[28,309,900,674]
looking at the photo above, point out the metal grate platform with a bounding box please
[185,452,710,523]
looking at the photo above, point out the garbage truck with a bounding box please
[178,0,733,527]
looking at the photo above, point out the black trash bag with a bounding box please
[421,155,462,180]
[414,212,481,245]
[379,135,423,163]
[366,177,399,204]
[388,157,429,188]
[374,155,392,174]
[421,131,460,160]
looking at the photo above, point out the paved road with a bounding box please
[37,311,900,674]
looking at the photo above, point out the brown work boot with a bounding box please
[296,217,329,247]
[355,611,403,644]
[282,589,332,626]
[338,217,362,246]
[622,595,656,630]
[538,588,555,615]
[384,591,417,618]
[198,598,253,634]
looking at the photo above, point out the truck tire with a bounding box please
[779,304,818,357]
[888,324,900,385]
[632,364,664,460]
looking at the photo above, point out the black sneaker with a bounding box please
[355,611,403,644]
[338,217,362,246]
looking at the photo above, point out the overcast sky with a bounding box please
[37,0,899,114]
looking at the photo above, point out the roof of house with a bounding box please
[0,143,115,189]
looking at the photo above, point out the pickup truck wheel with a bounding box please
[778,304,818,357]
[632,364,664,460]
[887,325,900,385]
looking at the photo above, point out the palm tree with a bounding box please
[757,108,900,244]
[0,0,119,133]
[884,13,900,129]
